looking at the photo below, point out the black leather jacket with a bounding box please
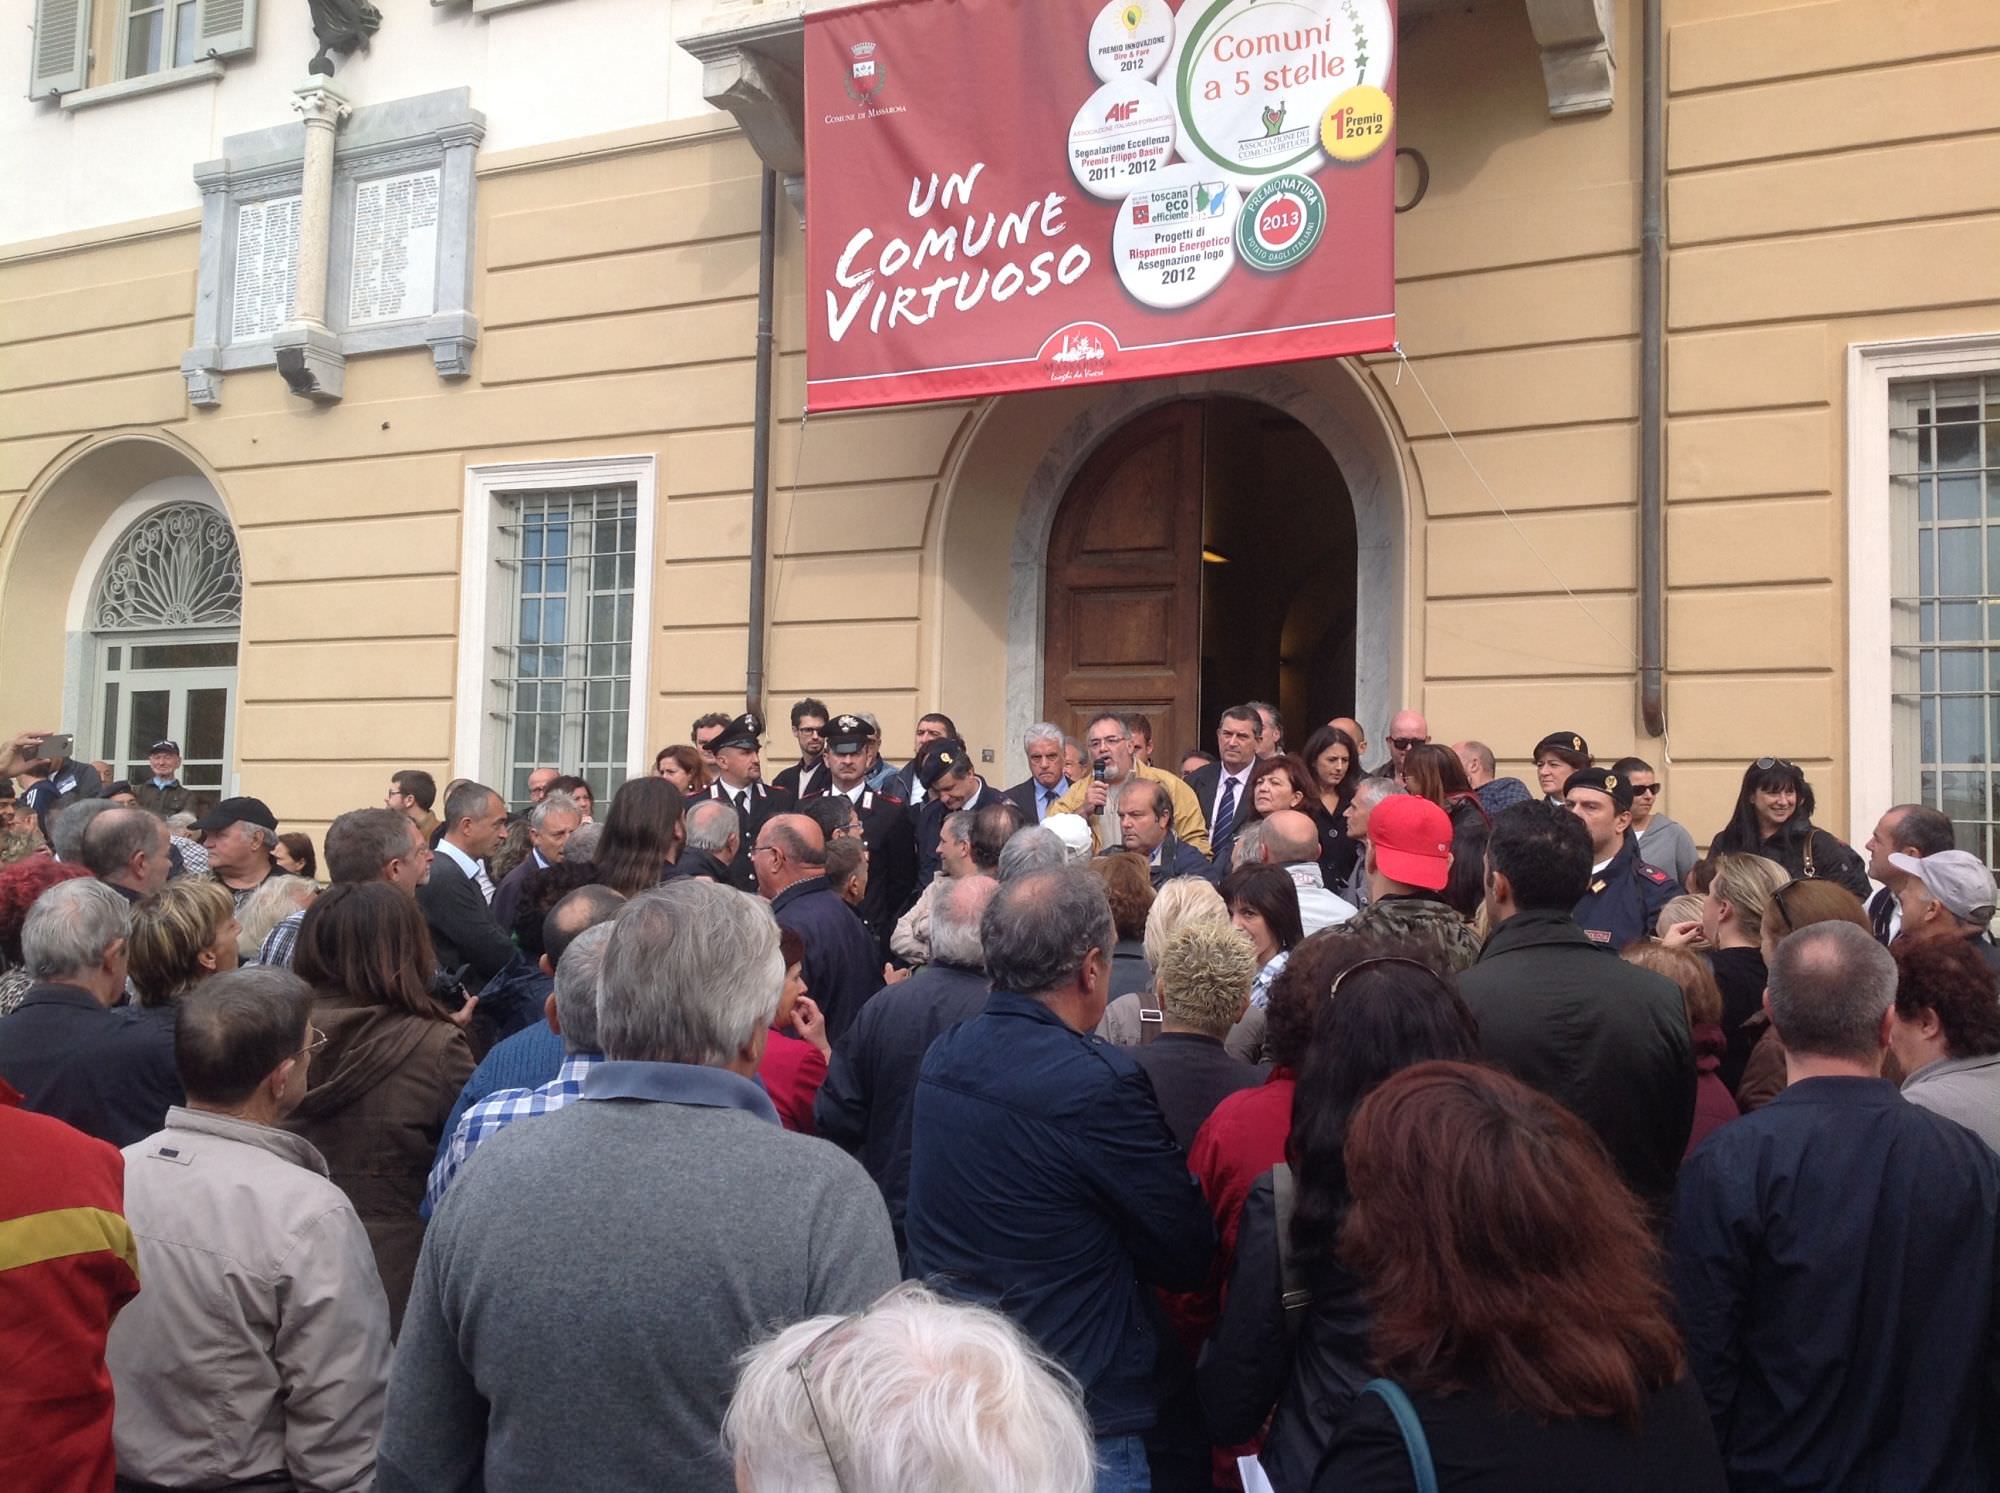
[1197,1169,1373,1493]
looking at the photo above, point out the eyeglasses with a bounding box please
[303,1025,329,1057]
[1629,783,1660,796]
[1329,955,1451,997]
[1388,736,1426,751]
[797,725,826,737]
[1754,757,1797,772]
[792,1281,931,1491]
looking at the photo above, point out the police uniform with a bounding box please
[911,738,1005,890]
[1533,730,1592,803]
[809,716,921,951]
[1564,769,1676,949]
[688,712,794,890]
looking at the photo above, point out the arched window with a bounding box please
[90,501,242,797]
[93,501,242,631]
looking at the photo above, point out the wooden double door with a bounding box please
[1043,403,1204,761]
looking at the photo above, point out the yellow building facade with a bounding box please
[4,0,1999,854]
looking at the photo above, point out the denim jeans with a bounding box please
[1096,1433,1153,1493]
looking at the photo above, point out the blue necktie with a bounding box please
[1040,787,1057,820]
[1213,776,1239,847]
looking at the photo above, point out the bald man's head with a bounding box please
[754,813,826,897]
[1263,809,1320,865]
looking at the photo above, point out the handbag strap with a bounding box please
[1270,1163,1311,1339]
[1360,1379,1439,1493]
[1137,983,1164,1044]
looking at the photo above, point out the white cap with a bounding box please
[1041,813,1094,865]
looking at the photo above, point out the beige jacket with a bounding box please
[1050,762,1213,857]
[108,1106,391,1493]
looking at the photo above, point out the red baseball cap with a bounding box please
[1368,796,1453,891]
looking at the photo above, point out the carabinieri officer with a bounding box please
[1563,767,1676,950]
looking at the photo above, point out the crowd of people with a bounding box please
[2,696,1999,1493]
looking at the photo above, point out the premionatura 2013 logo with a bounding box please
[1236,174,1326,271]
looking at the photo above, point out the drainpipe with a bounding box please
[746,167,778,719]
[1639,0,1667,739]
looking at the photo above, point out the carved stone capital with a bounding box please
[290,82,354,129]
[180,349,223,408]
[423,310,481,378]
[1524,0,1616,116]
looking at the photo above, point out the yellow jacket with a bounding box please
[1050,762,1213,858]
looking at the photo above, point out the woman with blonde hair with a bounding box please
[1095,875,1229,1046]
[1664,851,1788,1091]
[128,879,240,1008]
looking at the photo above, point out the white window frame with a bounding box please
[119,0,198,80]
[456,455,657,794]
[1847,333,2000,837]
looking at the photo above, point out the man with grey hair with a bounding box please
[670,797,742,882]
[50,796,117,865]
[492,791,582,932]
[1671,918,2000,1492]
[81,805,172,901]
[1339,774,1406,909]
[191,796,281,906]
[383,880,896,1492]
[905,868,1214,1480]
[260,807,432,968]
[417,780,515,989]
[424,922,615,1209]
[999,825,1068,881]
[108,967,391,1493]
[1454,738,1532,816]
[1006,721,1074,824]
[817,873,998,1242]
[1245,699,1283,757]
[0,878,181,1146]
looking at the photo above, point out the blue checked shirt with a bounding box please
[423,1053,601,1213]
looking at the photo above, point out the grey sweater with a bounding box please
[379,1085,898,1493]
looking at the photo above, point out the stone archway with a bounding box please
[1,433,239,770]
[936,361,1410,766]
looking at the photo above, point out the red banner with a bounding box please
[804,0,1397,412]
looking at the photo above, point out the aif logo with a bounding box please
[1105,98,1139,123]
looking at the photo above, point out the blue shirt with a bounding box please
[426,1052,602,1212]
[1671,1075,2000,1491]
[424,1022,566,1217]
[904,990,1214,1436]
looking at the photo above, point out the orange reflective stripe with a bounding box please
[0,1206,138,1279]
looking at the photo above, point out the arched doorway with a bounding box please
[1042,397,1355,759]
[85,496,242,793]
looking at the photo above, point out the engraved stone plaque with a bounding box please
[347,168,442,327]
[229,195,302,342]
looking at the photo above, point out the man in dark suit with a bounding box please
[1004,722,1072,824]
[416,780,517,993]
[812,715,919,945]
[769,697,831,801]
[687,712,794,889]
[755,813,882,1045]
[1106,780,1214,888]
[1183,705,1260,869]
[912,738,1006,891]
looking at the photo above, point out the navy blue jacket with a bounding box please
[1671,1076,2000,1492]
[770,876,882,1045]
[813,958,990,1233]
[1571,839,1677,951]
[904,990,1215,1435]
[913,780,1007,890]
[0,984,181,1148]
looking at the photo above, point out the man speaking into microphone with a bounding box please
[1049,712,1211,858]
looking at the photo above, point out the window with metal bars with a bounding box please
[493,485,637,807]
[1890,375,2000,867]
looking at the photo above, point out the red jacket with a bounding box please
[0,1084,140,1493]
[759,1029,829,1135]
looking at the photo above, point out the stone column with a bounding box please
[272,79,351,402]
